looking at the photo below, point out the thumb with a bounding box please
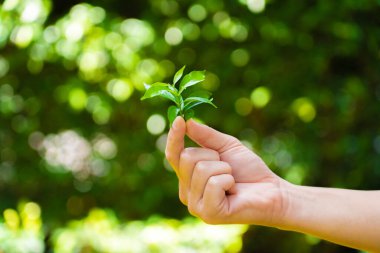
[186,119,240,153]
[165,116,186,170]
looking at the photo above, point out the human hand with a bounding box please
[166,117,380,252]
[165,117,290,226]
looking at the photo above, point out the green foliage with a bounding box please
[142,66,216,125]
[0,0,379,252]
[0,203,247,253]
[52,209,247,253]
[0,202,44,253]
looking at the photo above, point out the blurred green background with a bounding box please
[0,0,379,252]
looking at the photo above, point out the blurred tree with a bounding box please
[0,0,379,252]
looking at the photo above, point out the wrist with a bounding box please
[275,183,323,233]
[274,181,304,231]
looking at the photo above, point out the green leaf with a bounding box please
[184,109,194,120]
[141,84,179,105]
[188,90,212,99]
[179,70,205,94]
[143,83,151,90]
[184,97,217,111]
[167,106,180,127]
[149,82,178,91]
[173,66,186,86]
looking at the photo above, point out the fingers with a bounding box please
[188,161,232,208]
[178,147,219,204]
[190,174,235,224]
[165,116,186,172]
[203,174,235,213]
[186,119,240,153]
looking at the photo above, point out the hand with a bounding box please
[166,117,290,226]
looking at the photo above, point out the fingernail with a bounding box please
[172,116,181,130]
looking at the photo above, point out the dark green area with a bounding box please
[0,0,380,252]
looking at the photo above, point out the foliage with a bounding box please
[141,66,216,125]
[0,0,380,252]
[0,203,247,253]
[52,209,247,253]
[0,202,44,253]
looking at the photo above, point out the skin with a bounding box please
[165,117,380,253]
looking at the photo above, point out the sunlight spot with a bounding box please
[43,26,60,43]
[292,97,316,122]
[89,7,106,24]
[235,97,252,116]
[231,48,250,67]
[93,135,117,159]
[106,79,133,102]
[4,209,20,230]
[188,4,207,22]
[23,202,41,220]
[78,51,109,72]
[165,27,183,45]
[68,88,87,111]
[247,0,266,13]
[156,134,168,153]
[65,22,84,42]
[3,0,19,11]
[147,114,166,135]
[11,25,34,48]
[21,0,42,23]
[250,86,271,108]
[121,19,155,49]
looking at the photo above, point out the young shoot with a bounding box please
[141,66,217,126]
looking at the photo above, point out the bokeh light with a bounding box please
[231,48,250,67]
[0,0,379,252]
[165,27,183,45]
[250,86,271,108]
[292,97,317,123]
[147,114,166,135]
[188,4,207,22]
[106,79,134,102]
[68,88,87,111]
[247,0,266,13]
[235,97,253,116]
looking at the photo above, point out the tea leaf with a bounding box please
[141,84,179,105]
[184,109,195,120]
[179,71,205,94]
[141,67,216,126]
[173,65,186,85]
[188,90,212,99]
[144,83,151,90]
[167,105,180,126]
[184,97,217,111]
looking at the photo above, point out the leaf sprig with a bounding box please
[141,66,217,126]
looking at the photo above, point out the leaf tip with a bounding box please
[143,83,151,90]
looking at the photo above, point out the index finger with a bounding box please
[165,116,186,172]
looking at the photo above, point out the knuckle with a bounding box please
[179,148,196,162]
[228,136,240,147]
[207,176,219,187]
[178,191,187,206]
[221,161,232,174]
[201,213,218,225]
[178,184,188,205]
[187,204,199,217]
[194,161,209,174]
[205,148,220,160]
